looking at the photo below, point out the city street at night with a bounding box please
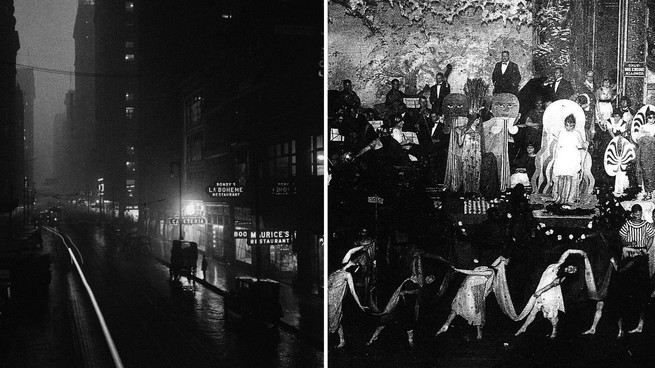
[0,211,322,368]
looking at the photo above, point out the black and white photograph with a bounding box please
[328,1,655,367]
[1,1,323,367]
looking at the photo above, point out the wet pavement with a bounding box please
[150,236,324,346]
[1,219,323,368]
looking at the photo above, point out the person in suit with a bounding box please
[492,51,521,96]
[429,72,451,116]
[385,78,406,113]
[335,79,361,112]
[550,67,574,101]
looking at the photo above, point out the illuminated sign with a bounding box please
[169,216,207,225]
[272,182,296,195]
[233,230,292,245]
[206,182,244,197]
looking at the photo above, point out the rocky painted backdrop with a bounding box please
[328,2,535,108]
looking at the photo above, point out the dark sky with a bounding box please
[14,0,77,186]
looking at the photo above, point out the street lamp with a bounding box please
[170,161,183,240]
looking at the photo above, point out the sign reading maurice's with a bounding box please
[206,182,244,197]
[233,230,292,245]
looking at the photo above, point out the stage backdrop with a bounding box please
[328,2,534,107]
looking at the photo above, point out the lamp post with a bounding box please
[170,161,183,240]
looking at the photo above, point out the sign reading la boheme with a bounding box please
[233,230,292,245]
[206,181,244,197]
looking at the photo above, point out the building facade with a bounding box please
[0,0,21,222]
[178,0,324,292]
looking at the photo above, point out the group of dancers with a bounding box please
[328,198,655,349]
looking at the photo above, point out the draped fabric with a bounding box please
[483,118,513,191]
[459,123,482,194]
[444,117,469,192]
[637,135,655,192]
[451,267,494,326]
[491,254,613,322]
[328,269,349,333]
[376,271,453,323]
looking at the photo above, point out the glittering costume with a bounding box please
[451,266,494,326]
[328,269,349,333]
[459,122,482,193]
[442,94,470,192]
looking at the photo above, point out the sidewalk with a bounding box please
[151,237,324,347]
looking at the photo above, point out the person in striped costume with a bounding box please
[616,204,655,335]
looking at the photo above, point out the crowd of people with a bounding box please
[329,51,655,350]
[330,51,655,203]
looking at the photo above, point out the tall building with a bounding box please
[0,0,22,226]
[73,0,96,199]
[16,68,34,192]
[93,0,139,217]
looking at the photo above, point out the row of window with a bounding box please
[186,136,324,178]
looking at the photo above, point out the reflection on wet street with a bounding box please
[64,222,322,368]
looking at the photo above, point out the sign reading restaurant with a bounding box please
[206,181,244,197]
[233,230,292,245]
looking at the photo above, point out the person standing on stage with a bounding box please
[430,72,451,116]
[617,204,655,335]
[492,51,521,96]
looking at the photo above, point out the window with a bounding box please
[235,238,252,264]
[187,136,202,162]
[186,95,203,127]
[310,135,324,176]
[125,41,134,49]
[125,54,135,61]
[125,2,134,12]
[126,179,135,197]
[125,107,134,119]
[126,161,136,173]
[125,92,134,102]
[268,141,296,179]
[82,0,94,4]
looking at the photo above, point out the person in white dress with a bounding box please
[595,78,616,124]
[435,257,506,340]
[515,249,586,339]
[552,114,588,205]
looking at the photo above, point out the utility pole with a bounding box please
[170,161,183,240]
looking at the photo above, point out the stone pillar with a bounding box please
[619,0,648,109]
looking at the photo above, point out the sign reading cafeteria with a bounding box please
[233,230,292,245]
[170,216,207,225]
[206,181,244,197]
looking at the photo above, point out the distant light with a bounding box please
[222,14,232,19]
[184,204,195,216]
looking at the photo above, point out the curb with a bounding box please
[152,256,323,350]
